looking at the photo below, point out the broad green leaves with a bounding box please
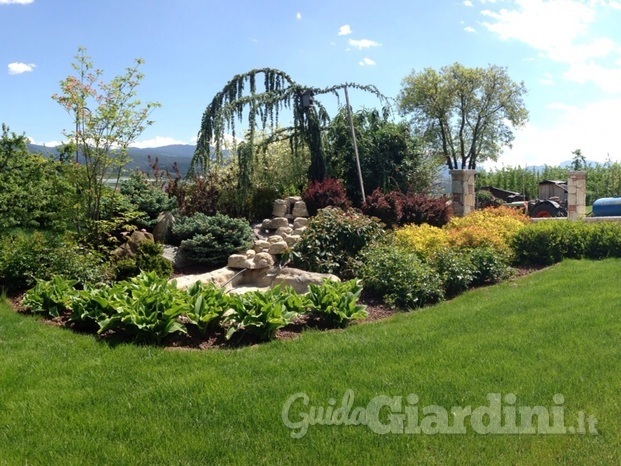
[20,272,369,345]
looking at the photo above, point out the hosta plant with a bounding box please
[184,281,231,335]
[223,285,306,341]
[307,279,367,327]
[21,276,79,318]
[97,271,188,344]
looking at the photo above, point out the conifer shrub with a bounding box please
[171,213,253,267]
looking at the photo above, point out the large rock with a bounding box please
[253,240,270,253]
[173,267,239,290]
[253,252,274,269]
[262,217,289,230]
[173,266,339,294]
[272,199,288,217]
[267,241,288,255]
[152,211,175,243]
[271,267,339,294]
[162,245,194,270]
[228,254,252,269]
[293,217,308,229]
[276,226,293,237]
[112,230,155,259]
[292,201,309,218]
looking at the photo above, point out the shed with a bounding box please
[538,180,568,202]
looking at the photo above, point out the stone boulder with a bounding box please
[173,266,339,294]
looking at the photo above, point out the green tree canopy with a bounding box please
[325,108,441,204]
[0,124,76,230]
[398,63,528,170]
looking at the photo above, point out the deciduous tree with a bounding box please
[398,63,528,170]
[52,47,160,226]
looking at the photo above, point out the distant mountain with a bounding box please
[27,143,198,175]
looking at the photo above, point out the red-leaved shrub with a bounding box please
[362,189,451,228]
[302,178,351,216]
[361,188,405,228]
[402,193,451,227]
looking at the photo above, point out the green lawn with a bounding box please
[1,259,621,465]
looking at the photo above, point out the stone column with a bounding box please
[450,169,476,217]
[567,171,587,220]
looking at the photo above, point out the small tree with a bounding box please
[52,47,160,227]
[398,63,528,170]
[325,107,442,204]
[570,149,587,170]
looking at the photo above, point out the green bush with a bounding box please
[291,207,385,278]
[185,281,231,335]
[467,247,511,286]
[223,285,305,341]
[584,222,621,259]
[429,248,475,298]
[0,229,108,293]
[171,213,253,267]
[112,240,173,281]
[97,272,188,344]
[512,220,621,266]
[360,242,444,309]
[21,276,79,318]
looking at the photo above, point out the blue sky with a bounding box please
[2,0,621,167]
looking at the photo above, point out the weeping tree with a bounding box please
[191,68,386,189]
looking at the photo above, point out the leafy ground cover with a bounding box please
[1,259,621,464]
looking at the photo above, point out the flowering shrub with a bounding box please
[302,178,351,216]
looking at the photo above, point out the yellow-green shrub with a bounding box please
[445,206,529,254]
[394,224,450,259]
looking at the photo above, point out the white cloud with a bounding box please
[463,0,474,6]
[0,0,34,4]
[338,24,352,36]
[495,98,621,167]
[464,26,476,33]
[131,136,190,148]
[8,62,35,75]
[348,38,381,49]
[480,0,621,92]
[296,12,302,20]
[358,57,376,66]
[563,61,621,92]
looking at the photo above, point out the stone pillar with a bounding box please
[450,169,476,217]
[567,171,587,220]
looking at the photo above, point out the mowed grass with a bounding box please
[1,259,621,465]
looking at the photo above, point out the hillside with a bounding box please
[27,143,198,176]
